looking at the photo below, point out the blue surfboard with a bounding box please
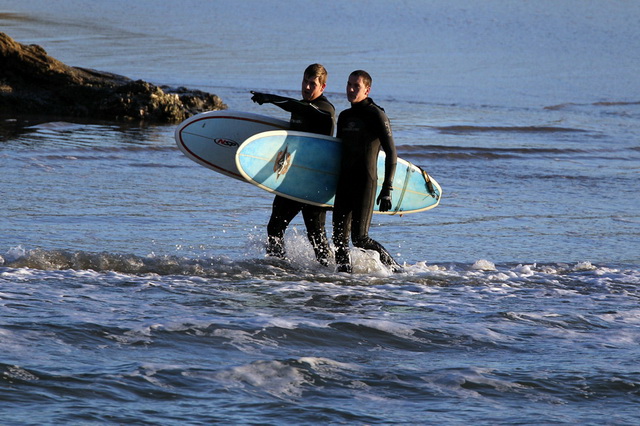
[236,130,442,215]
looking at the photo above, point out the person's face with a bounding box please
[301,75,325,101]
[346,75,370,103]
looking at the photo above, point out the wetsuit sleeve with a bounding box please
[269,96,333,121]
[378,112,397,189]
[263,95,335,135]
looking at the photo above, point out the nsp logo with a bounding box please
[214,138,238,148]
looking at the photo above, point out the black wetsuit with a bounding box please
[333,97,399,271]
[261,94,335,264]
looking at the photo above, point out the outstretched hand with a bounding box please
[250,91,272,105]
[376,187,393,212]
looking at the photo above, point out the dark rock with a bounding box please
[0,32,226,123]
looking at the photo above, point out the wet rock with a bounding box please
[0,32,226,123]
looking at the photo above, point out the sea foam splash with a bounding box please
[2,245,637,292]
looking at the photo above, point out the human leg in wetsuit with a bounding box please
[301,204,331,265]
[333,177,399,272]
[267,195,331,265]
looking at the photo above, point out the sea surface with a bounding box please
[1,1,639,424]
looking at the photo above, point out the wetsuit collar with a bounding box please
[305,94,327,103]
[351,97,373,108]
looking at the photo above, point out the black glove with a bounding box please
[250,91,273,105]
[376,186,392,212]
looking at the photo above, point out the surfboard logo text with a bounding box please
[214,138,238,148]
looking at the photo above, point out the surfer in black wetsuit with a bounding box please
[250,64,335,265]
[333,70,401,273]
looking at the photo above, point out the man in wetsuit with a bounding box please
[250,63,335,265]
[332,70,401,273]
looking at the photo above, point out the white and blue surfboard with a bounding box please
[175,110,289,181]
[236,130,442,214]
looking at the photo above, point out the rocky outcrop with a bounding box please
[0,32,226,123]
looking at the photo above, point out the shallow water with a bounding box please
[1,1,639,424]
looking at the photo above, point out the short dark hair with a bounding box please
[304,64,328,86]
[349,70,372,88]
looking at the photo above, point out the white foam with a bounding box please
[350,248,394,276]
[3,246,27,262]
[471,259,497,271]
[215,360,308,399]
[212,328,264,352]
[297,356,358,372]
[573,261,597,271]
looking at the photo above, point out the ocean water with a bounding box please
[1,1,639,424]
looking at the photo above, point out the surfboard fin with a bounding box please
[418,166,437,198]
